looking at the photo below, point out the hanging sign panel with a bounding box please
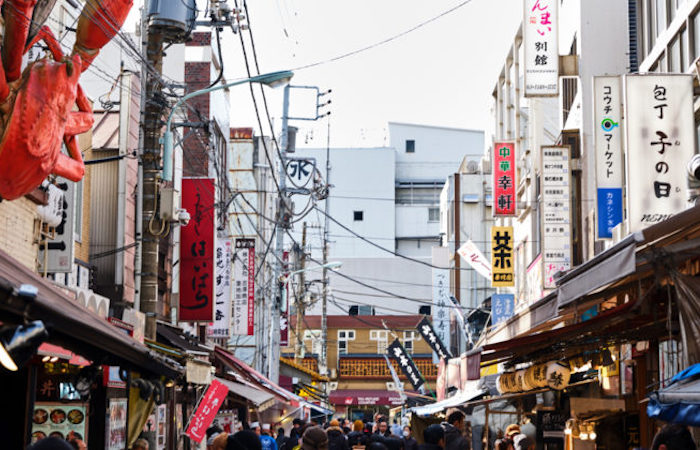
[524,0,559,97]
[594,76,624,239]
[417,316,452,362]
[232,239,255,336]
[491,226,514,287]
[180,178,215,322]
[457,240,492,281]
[542,146,571,288]
[492,293,515,326]
[624,74,695,232]
[208,239,232,338]
[387,339,425,391]
[493,142,517,216]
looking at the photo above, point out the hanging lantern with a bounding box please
[497,373,509,394]
[545,361,571,390]
[514,369,526,392]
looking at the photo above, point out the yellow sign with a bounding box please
[491,226,514,287]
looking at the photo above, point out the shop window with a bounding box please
[337,330,355,356]
[403,331,416,354]
[369,330,388,353]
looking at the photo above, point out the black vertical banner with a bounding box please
[416,317,453,361]
[387,339,425,391]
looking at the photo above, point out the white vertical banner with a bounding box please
[593,76,624,239]
[457,240,491,281]
[208,239,232,338]
[431,247,451,364]
[542,146,572,288]
[232,239,255,336]
[624,75,695,232]
[524,0,559,97]
[37,179,75,273]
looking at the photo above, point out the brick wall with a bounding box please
[0,197,38,270]
[186,31,211,47]
[183,30,212,178]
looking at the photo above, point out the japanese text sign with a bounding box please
[416,317,452,361]
[524,0,559,97]
[624,74,695,232]
[208,239,232,338]
[387,339,425,391]
[594,76,624,239]
[491,293,515,327]
[542,146,571,288]
[185,379,229,443]
[180,178,215,321]
[457,240,492,280]
[491,226,514,287]
[431,248,451,363]
[232,239,255,336]
[494,142,517,216]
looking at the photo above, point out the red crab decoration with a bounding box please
[0,0,133,200]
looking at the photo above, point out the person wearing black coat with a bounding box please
[402,426,418,450]
[327,420,349,450]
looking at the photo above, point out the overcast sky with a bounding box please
[130,0,523,148]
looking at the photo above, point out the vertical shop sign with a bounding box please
[208,239,232,338]
[185,379,229,443]
[491,226,514,287]
[387,339,425,391]
[106,398,128,450]
[624,74,695,232]
[492,293,515,326]
[432,267,451,360]
[493,142,517,216]
[280,251,290,346]
[179,178,215,321]
[524,0,559,97]
[594,76,624,239]
[232,239,255,336]
[542,146,572,288]
[37,179,75,273]
[416,317,452,361]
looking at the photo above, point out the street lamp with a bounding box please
[161,70,294,181]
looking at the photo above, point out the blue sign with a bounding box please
[492,294,515,326]
[597,188,623,239]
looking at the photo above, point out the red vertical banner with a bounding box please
[185,379,229,443]
[179,178,216,321]
[246,241,255,335]
[493,142,517,216]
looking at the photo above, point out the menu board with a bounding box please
[106,398,127,450]
[31,403,88,444]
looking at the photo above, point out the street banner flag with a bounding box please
[185,379,229,443]
[457,240,492,281]
[387,338,425,391]
[417,317,452,361]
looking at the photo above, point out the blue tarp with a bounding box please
[648,363,700,426]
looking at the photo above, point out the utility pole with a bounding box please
[320,119,331,376]
[294,223,307,362]
[139,12,165,341]
[269,84,291,383]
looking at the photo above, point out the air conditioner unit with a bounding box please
[465,160,479,174]
[74,287,111,319]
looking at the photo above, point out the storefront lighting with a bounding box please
[0,320,48,372]
[41,355,51,363]
[588,424,597,441]
[49,356,59,363]
[580,429,589,440]
[165,380,175,388]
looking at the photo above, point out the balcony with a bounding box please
[337,354,437,380]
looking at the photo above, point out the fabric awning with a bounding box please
[0,249,182,378]
[215,377,276,410]
[328,389,405,406]
[648,364,700,426]
[411,380,486,416]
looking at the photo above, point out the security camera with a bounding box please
[176,209,191,226]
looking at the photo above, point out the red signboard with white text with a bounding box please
[185,379,229,443]
[179,178,215,321]
[493,142,517,216]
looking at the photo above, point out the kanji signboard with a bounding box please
[493,142,516,216]
[542,146,572,289]
[180,178,215,321]
[491,293,515,326]
[185,379,229,443]
[491,226,514,287]
[416,317,452,362]
[594,76,624,239]
[524,0,559,97]
[387,339,425,391]
[232,239,255,336]
[624,74,695,232]
[207,238,232,338]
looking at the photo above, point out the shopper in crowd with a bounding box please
[512,434,534,450]
[132,439,149,450]
[277,427,292,450]
[402,425,418,450]
[651,424,697,450]
[504,425,520,441]
[328,419,350,450]
[27,438,75,450]
[348,419,368,448]
[419,424,445,450]
[367,443,389,450]
[375,418,392,438]
[228,430,263,450]
[291,419,305,443]
[212,433,229,450]
[260,423,279,450]
[382,435,404,450]
[301,425,329,450]
[251,422,262,435]
[494,439,513,450]
[390,419,403,437]
[441,410,470,450]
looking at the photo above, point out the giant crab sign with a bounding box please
[0,0,133,200]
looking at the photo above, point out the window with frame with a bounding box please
[337,330,355,356]
[428,207,440,222]
[369,330,388,354]
[405,140,415,153]
[403,331,416,354]
[303,329,322,356]
[353,210,364,221]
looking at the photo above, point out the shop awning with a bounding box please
[0,249,182,378]
[410,381,487,416]
[328,389,405,406]
[215,376,276,410]
[648,364,700,426]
